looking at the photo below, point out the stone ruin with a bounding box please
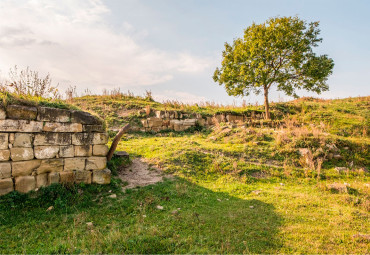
[0,104,111,196]
[140,110,267,132]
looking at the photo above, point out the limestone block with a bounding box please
[71,111,102,125]
[183,119,197,126]
[15,176,36,193]
[36,173,48,188]
[85,157,107,170]
[0,108,6,120]
[64,157,85,171]
[214,114,226,123]
[197,118,206,127]
[34,146,59,159]
[226,115,244,123]
[43,122,83,133]
[0,133,8,149]
[141,119,149,128]
[74,145,92,157]
[75,170,92,184]
[59,145,74,158]
[6,105,37,120]
[0,150,10,161]
[206,117,214,125]
[93,133,108,144]
[148,117,163,128]
[48,172,59,185]
[83,125,105,132]
[36,159,64,174]
[92,168,111,184]
[59,171,75,183]
[0,120,43,132]
[13,133,33,147]
[10,147,34,161]
[93,145,109,156]
[8,133,15,144]
[155,111,165,118]
[0,162,11,179]
[34,133,71,146]
[12,160,41,177]
[72,133,108,145]
[0,178,13,195]
[37,107,70,122]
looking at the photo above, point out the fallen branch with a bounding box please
[107,124,130,161]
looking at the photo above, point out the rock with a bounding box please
[0,120,43,132]
[0,178,14,195]
[74,145,92,157]
[147,117,163,128]
[10,147,34,161]
[333,154,343,159]
[108,194,117,199]
[34,146,60,159]
[0,162,11,179]
[59,145,74,158]
[114,151,129,159]
[183,119,197,126]
[34,133,71,146]
[0,108,5,120]
[0,149,10,161]
[71,111,102,125]
[86,157,107,170]
[64,158,86,171]
[12,160,41,176]
[249,206,254,209]
[72,133,108,145]
[6,105,37,120]
[83,125,105,132]
[48,172,59,185]
[43,122,82,132]
[15,176,36,193]
[37,107,70,122]
[46,206,54,211]
[13,133,33,147]
[59,171,75,183]
[93,145,109,156]
[226,115,244,123]
[86,222,94,228]
[36,173,48,188]
[335,167,348,173]
[327,152,334,160]
[327,183,347,193]
[0,133,8,149]
[92,168,111,184]
[8,133,14,144]
[37,159,64,174]
[75,170,92,184]
[156,205,164,210]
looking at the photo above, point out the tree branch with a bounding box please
[107,124,131,161]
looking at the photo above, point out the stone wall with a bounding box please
[0,105,111,196]
[140,110,266,132]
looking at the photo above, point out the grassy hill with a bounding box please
[0,94,369,253]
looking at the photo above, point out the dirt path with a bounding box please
[118,158,170,190]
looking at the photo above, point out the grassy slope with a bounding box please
[0,95,369,253]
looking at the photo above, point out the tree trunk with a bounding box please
[264,87,270,120]
[107,124,130,161]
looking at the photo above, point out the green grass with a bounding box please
[1,130,368,253]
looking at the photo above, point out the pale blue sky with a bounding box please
[0,0,369,104]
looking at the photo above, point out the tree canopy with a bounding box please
[213,16,334,119]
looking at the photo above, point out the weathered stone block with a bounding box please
[92,168,111,184]
[86,157,107,170]
[83,125,105,132]
[48,172,59,185]
[34,133,71,146]
[59,171,75,183]
[0,133,8,149]
[183,119,197,126]
[15,176,35,193]
[36,173,48,188]
[74,145,92,157]
[7,105,37,120]
[37,107,70,122]
[75,170,92,184]
[13,133,33,147]
[0,120,43,132]
[0,108,6,120]
[12,160,41,177]
[72,133,108,145]
[10,147,34,161]
[8,133,15,144]
[43,122,83,132]
[93,133,108,144]
[71,111,102,125]
[197,118,206,126]
[0,178,13,195]
[59,145,74,158]
[226,115,244,123]
[34,146,59,159]
[0,150,10,161]
[141,119,149,128]
[0,162,11,179]
[93,145,109,156]
[148,117,163,128]
[214,114,226,123]
[64,157,85,171]
[37,159,64,174]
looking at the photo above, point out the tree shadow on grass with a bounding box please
[0,178,282,254]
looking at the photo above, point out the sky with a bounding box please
[0,0,369,104]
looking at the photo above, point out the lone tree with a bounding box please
[213,16,334,119]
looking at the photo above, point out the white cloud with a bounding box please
[0,0,211,92]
